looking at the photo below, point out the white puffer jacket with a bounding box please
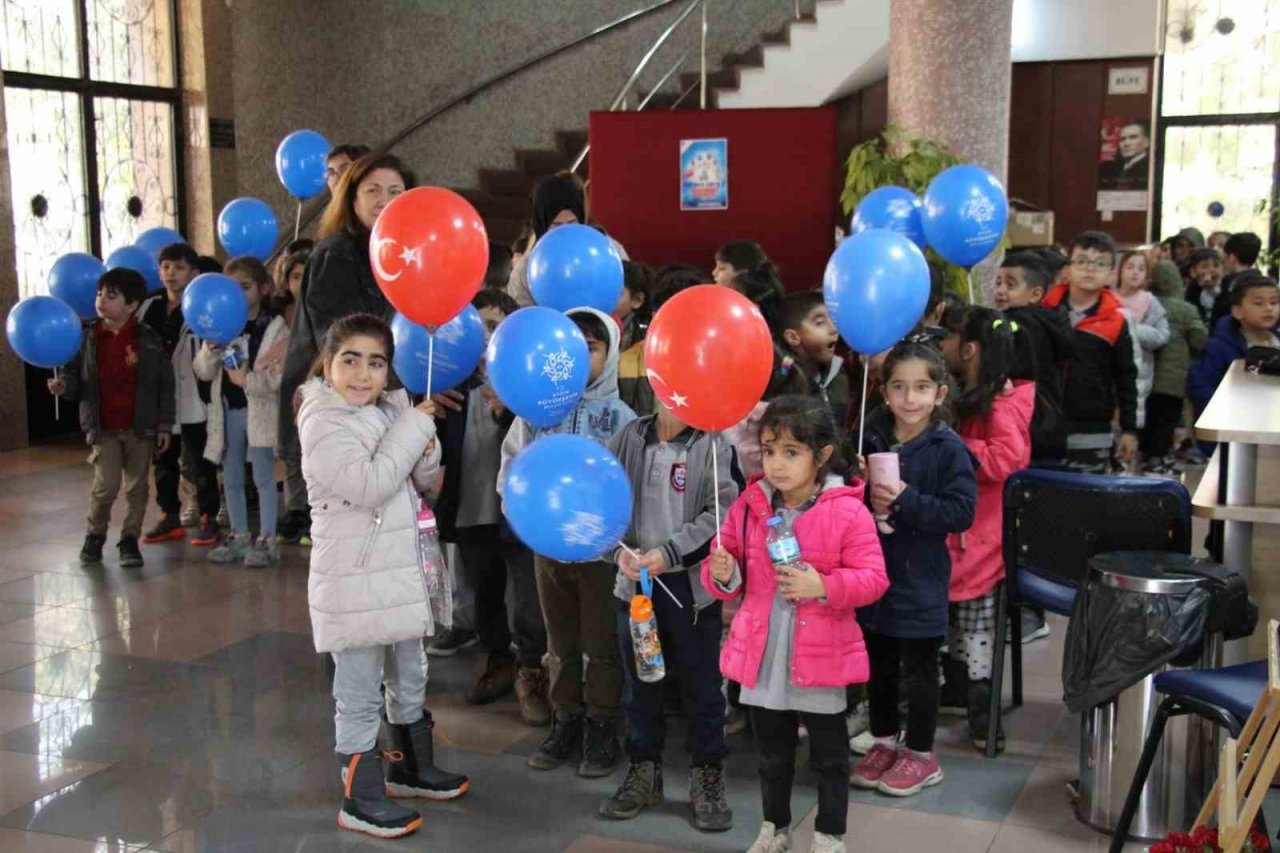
[297,378,441,653]
[193,315,289,462]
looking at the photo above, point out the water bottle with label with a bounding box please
[416,503,453,631]
[766,514,807,605]
[629,593,666,683]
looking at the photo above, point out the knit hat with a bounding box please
[531,174,586,239]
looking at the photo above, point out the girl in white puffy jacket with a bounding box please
[296,313,468,840]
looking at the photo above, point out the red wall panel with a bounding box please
[588,107,837,290]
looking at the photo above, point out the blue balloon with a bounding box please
[921,164,1009,268]
[391,306,487,395]
[275,129,332,200]
[134,226,186,258]
[527,224,625,313]
[49,252,107,320]
[852,186,926,249]
[180,273,249,346]
[502,434,633,561]
[5,296,82,369]
[1207,201,1225,218]
[486,306,589,428]
[105,245,161,293]
[823,230,930,355]
[217,197,279,261]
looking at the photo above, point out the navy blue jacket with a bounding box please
[857,415,978,638]
[1187,315,1248,413]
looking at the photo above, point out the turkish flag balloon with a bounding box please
[643,285,773,431]
[370,187,489,327]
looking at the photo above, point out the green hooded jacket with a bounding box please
[1150,260,1208,398]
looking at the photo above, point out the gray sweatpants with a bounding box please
[332,640,429,755]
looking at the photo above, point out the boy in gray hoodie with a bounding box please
[499,307,636,779]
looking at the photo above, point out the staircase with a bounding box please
[454,2,854,247]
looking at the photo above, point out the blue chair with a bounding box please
[1106,660,1268,852]
[985,470,1192,758]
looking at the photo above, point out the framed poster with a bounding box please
[679,138,728,210]
[1098,117,1150,191]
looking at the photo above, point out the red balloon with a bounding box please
[643,285,773,431]
[369,187,489,326]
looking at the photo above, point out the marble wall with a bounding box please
[0,72,30,450]
[226,0,798,218]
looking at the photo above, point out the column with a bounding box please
[0,71,31,451]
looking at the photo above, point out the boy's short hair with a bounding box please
[622,261,654,309]
[157,242,199,267]
[1032,246,1069,281]
[285,237,315,255]
[570,310,610,345]
[196,255,223,274]
[1224,232,1262,267]
[1000,251,1051,294]
[472,288,518,317]
[1069,230,1117,260]
[98,267,148,306]
[776,291,825,337]
[484,240,513,289]
[1230,271,1278,306]
[653,263,706,309]
[327,143,371,163]
[1183,247,1221,271]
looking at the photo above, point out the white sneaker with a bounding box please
[747,821,792,853]
[811,832,845,853]
[845,701,869,738]
[849,728,876,755]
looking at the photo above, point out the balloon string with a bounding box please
[711,434,722,551]
[620,543,683,609]
[53,367,59,420]
[967,266,977,306]
[294,201,302,242]
[857,357,868,459]
[425,334,435,400]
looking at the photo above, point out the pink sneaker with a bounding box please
[877,749,944,797]
[850,743,898,789]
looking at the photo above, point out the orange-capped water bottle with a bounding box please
[630,591,666,683]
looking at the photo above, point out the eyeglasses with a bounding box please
[1071,258,1113,271]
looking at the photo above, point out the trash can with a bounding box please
[1067,552,1225,842]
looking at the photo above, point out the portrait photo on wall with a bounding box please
[1098,117,1151,191]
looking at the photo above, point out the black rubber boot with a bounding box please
[528,712,583,770]
[598,760,663,820]
[968,678,1006,753]
[336,750,421,838]
[578,715,620,778]
[940,655,969,717]
[381,716,470,800]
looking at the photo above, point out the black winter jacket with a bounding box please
[1005,304,1072,460]
[63,320,175,446]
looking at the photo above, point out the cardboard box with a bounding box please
[1007,209,1055,247]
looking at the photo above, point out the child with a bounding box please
[1189,274,1280,418]
[139,242,221,547]
[713,240,784,331]
[995,252,1072,464]
[297,313,468,840]
[49,268,174,568]
[434,290,550,725]
[193,257,288,567]
[850,342,976,796]
[599,394,743,832]
[725,346,811,482]
[1214,233,1263,329]
[1143,260,1208,473]
[499,307,637,777]
[704,397,886,853]
[617,261,656,415]
[776,292,849,430]
[1114,249,1170,432]
[1040,231,1139,474]
[937,306,1032,751]
[1183,247,1224,326]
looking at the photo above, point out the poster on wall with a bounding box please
[679,138,728,210]
[1096,116,1150,211]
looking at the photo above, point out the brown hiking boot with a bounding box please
[515,666,552,727]
[466,654,515,705]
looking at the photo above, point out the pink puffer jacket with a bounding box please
[701,476,889,689]
[947,380,1034,602]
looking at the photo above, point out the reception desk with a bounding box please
[1192,361,1280,658]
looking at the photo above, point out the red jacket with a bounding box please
[946,380,1035,602]
[701,475,888,689]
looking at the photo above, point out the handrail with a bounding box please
[637,51,692,111]
[268,0,689,261]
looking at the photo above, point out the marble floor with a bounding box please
[0,439,1253,852]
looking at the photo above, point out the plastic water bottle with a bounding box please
[416,504,452,628]
[766,514,807,605]
[629,594,665,683]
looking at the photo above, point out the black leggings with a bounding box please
[751,706,849,837]
[865,631,942,753]
[1141,392,1185,460]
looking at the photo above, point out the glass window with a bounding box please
[1163,0,1280,117]
[4,87,90,298]
[0,0,81,78]
[85,0,174,87]
[94,96,178,253]
[1160,124,1276,238]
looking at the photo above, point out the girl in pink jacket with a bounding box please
[938,306,1033,753]
[704,396,888,853]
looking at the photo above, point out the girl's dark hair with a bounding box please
[944,304,1016,421]
[716,239,771,272]
[307,313,395,384]
[319,153,416,240]
[758,394,849,479]
[765,344,811,400]
[881,340,952,425]
[224,256,272,289]
[267,248,311,312]
[622,261,654,315]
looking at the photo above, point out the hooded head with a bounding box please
[531,174,586,239]
[1177,227,1206,248]
[1150,259,1184,299]
[566,306,620,400]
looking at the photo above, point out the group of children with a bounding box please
[52,152,1277,852]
